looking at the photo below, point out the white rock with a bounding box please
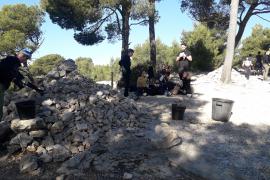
[123,172,133,179]
[42,99,54,106]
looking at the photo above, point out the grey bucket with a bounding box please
[212,98,234,122]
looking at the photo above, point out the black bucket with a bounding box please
[15,100,36,120]
[212,98,234,122]
[172,104,186,120]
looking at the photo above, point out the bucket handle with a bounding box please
[216,103,223,106]
[167,136,183,149]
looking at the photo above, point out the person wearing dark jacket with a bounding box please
[0,49,43,121]
[119,49,134,97]
[176,43,193,95]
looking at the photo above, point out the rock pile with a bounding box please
[2,60,152,175]
[193,66,247,85]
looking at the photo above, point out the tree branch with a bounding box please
[130,19,148,26]
[239,3,246,23]
[89,9,117,33]
[252,10,270,15]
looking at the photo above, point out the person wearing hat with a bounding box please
[0,49,44,121]
[119,48,134,97]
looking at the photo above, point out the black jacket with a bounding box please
[0,56,26,90]
[119,54,131,74]
[0,55,40,92]
[263,54,270,64]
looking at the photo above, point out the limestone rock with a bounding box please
[10,132,33,149]
[42,99,55,106]
[11,118,46,132]
[29,130,47,138]
[47,144,70,162]
[20,154,39,173]
[51,121,64,133]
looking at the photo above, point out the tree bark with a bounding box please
[221,0,239,84]
[121,3,131,57]
[149,0,157,71]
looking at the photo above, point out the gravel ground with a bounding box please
[1,70,269,180]
[136,69,270,180]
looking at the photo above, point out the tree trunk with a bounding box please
[235,4,256,48]
[149,0,157,71]
[221,0,239,84]
[121,3,131,57]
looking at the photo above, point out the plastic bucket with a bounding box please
[172,104,186,120]
[15,100,36,120]
[212,98,234,122]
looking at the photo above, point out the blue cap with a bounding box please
[21,48,32,58]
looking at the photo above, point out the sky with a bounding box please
[0,0,270,65]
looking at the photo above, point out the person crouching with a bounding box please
[136,71,148,97]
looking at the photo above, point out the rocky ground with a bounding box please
[136,67,270,180]
[0,60,204,180]
[0,62,269,180]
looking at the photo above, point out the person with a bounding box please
[119,49,134,97]
[0,49,44,121]
[136,71,148,97]
[176,43,192,76]
[176,43,193,94]
[255,51,263,75]
[262,49,270,80]
[159,64,171,96]
[242,54,253,80]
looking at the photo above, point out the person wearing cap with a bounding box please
[119,48,134,97]
[0,49,44,121]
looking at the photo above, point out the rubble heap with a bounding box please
[2,60,152,175]
[194,66,247,84]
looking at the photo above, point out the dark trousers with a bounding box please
[136,87,147,96]
[243,67,251,80]
[182,79,192,94]
[0,84,4,121]
[123,72,130,97]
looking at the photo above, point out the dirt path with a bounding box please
[136,77,270,180]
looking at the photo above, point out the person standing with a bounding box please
[262,49,270,80]
[242,54,253,80]
[0,49,44,121]
[119,49,134,97]
[176,43,193,94]
[176,43,192,76]
[255,51,263,75]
